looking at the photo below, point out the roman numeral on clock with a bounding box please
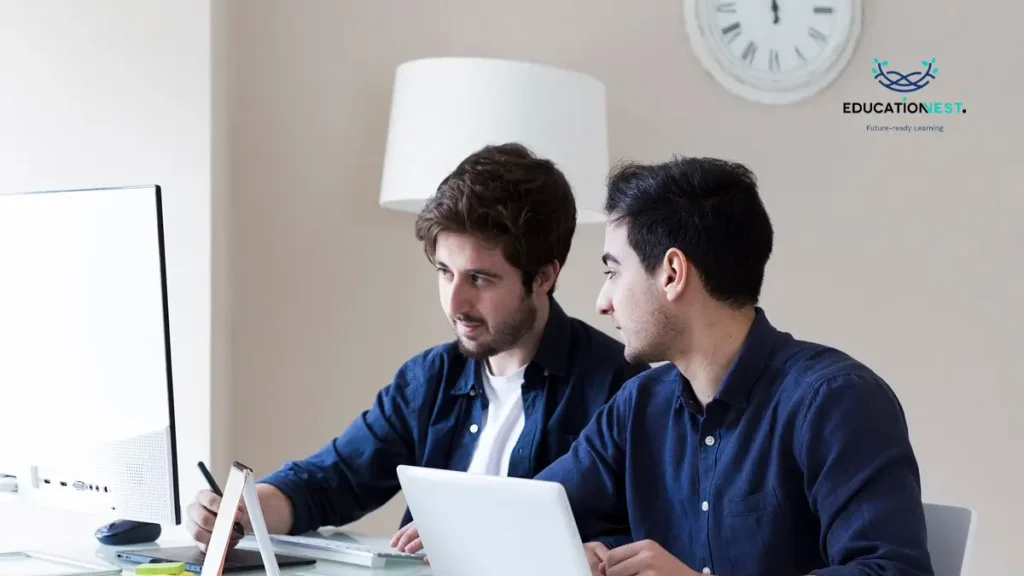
[741,41,757,65]
[808,26,828,47]
[721,22,741,43]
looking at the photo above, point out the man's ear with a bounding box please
[661,248,688,301]
[532,261,560,295]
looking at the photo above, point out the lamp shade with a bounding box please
[378,57,610,223]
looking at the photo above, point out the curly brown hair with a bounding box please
[414,142,577,295]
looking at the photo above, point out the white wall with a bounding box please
[0,0,211,542]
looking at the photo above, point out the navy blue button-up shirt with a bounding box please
[537,308,933,576]
[260,297,648,539]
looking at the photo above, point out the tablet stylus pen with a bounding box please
[198,461,244,536]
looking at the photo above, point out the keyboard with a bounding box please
[240,533,426,568]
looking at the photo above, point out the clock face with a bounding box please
[683,0,862,104]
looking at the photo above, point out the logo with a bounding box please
[842,56,966,134]
[872,58,936,93]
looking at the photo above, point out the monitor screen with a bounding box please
[0,185,179,525]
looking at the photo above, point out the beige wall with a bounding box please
[218,0,1020,573]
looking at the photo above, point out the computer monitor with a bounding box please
[0,185,180,527]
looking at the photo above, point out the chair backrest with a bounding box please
[923,502,976,576]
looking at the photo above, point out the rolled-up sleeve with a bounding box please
[259,358,429,535]
[797,373,934,575]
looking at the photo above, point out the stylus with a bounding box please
[198,461,244,536]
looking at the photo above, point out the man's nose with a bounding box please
[448,275,475,314]
[596,288,613,316]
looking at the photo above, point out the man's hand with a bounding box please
[185,489,247,552]
[390,522,429,564]
[600,540,702,576]
[584,541,610,575]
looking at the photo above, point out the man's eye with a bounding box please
[603,270,616,277]
[471,274,488,285]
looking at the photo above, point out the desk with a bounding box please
[0,501,431,575]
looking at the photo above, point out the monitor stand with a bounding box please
[94,519,163,545]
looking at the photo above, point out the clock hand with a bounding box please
[771,0,780,24]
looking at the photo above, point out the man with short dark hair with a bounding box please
[184,143,646,555]
[537,156,933,576]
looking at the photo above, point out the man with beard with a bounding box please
[184,143,647,555]
[536,156,932,576]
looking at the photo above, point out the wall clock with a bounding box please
[682,0,862,105]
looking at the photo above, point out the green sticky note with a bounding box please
[135,561,186,575]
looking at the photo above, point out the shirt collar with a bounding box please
[678,307,778,412]
[529,296,571,378]
[452,358,485,396]
[452,296,571,396]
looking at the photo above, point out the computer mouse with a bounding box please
[94,519,163,546]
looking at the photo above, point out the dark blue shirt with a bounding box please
[536,308,933,576]
[260,297,647,542]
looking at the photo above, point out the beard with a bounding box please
[623,313,674,364]
[622,284,676,364]
[454,297,538,359]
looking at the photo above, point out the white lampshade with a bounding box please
[378,57,610,223]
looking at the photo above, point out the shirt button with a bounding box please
[702,568,711,574]
[701,501,709,512]
[704,435,715,446]
[470,424,479,434]
[469,389,476,396]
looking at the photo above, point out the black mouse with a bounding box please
[94,520,162,545]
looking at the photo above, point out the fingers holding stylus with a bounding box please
[186,489,243,550]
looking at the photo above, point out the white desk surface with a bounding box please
[0,500,431,575]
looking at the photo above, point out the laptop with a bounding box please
[396,465,591,576]
[115,546,315,573]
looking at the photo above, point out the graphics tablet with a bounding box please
[116,546,315,573]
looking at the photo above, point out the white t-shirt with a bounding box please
[465,362,527,477]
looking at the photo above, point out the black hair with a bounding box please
[605,156,773,307]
